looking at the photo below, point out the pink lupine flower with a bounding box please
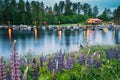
[0,56,6,80]
[10,40,21,80]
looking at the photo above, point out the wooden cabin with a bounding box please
[86,18,102,24]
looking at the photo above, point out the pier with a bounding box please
[0,24,120,32]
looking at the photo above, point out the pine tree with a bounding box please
[93,5,99,17]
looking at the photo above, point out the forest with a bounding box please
[0,0,120,25]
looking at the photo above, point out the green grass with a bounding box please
[79,45,116,54]
[4,45,120,80]
[50,21,86,27]
[19,45,120,80]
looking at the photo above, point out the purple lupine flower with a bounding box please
[32,58,37,67]
[64,54,76,69]
[10,40,21,80]
[114,48,120,59]
[40,54,45,68]
[86,53,93,67]
[32,58,39,80]
[106,48,115,59]
[78,52,85,66]
[106,48,120,59]
[55,52,64,70]
[68,54,76,64]
[117,48,120,58]
[91,52,101,68]
[0,56,6,80]
[32,66,39,80]
[64,57,71,69]
[48,57,56,71]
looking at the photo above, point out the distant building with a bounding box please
[86,18,102,24]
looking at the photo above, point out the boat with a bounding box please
[12,25,19,30]
[27,26,32,31]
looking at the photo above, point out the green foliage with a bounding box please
[98,8,112,21]
[113,5,120,24]
[0,0,118,25]
[64,0,73,15]
[18,45,120,80]
[93,5,99,17]
[82,3,91,16]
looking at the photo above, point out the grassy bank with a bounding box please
[50,21,86,27]
[1,44,120,80]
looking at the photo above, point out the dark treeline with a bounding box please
[0,0,120,25]
[113,5,120,25]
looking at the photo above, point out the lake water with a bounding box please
[0,28,120,57]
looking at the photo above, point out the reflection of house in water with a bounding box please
[8,28,12,41]
[84,29,94,40]
[34,28,38,40]
[58,31,62,40]
[114,29,120,43]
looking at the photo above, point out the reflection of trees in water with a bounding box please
[83,29,95,44]
[101,30,106,41]
[64,31,71,47]
[37,29,45,38]
[114,29,120,43]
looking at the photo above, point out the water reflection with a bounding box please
[8,28,12,41]
[1,28,120,57]
[114,29,120,43]
[103,28,108,32]
[34,28,38,40]
[58,30,62,40]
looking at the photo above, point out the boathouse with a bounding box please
[86,18,102,24]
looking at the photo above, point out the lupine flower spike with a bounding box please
[10,40,21,80]
[0,56,6,80]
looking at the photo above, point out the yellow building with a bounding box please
[86,18,102,24]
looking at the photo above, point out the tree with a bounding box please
[31,1,41,25]
[54,3,60,15]
[10,0,17,24]
[82,3,91,16]
[18,0,25,24]
[106,8,112,18]
[3,0,10,24]
[0,0,3,10]
[0,0,106,25]
[72,3,78,14]
[64,0,73,15]
[93,5,99,17]
[26,0,32,25]
[98,8,112,21]
[88,8,93,17]
[113,5,120,24]
[39,2,45,25]
[77,2,82,14]
[59,1,65,14]
[0,0,4,24]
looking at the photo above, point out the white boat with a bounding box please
[27,26,31,31]
[42,26,46,30]
[12,25,19,30]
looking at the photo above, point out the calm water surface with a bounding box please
[0,28,120,57]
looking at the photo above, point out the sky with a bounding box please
[26,0,120,13]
